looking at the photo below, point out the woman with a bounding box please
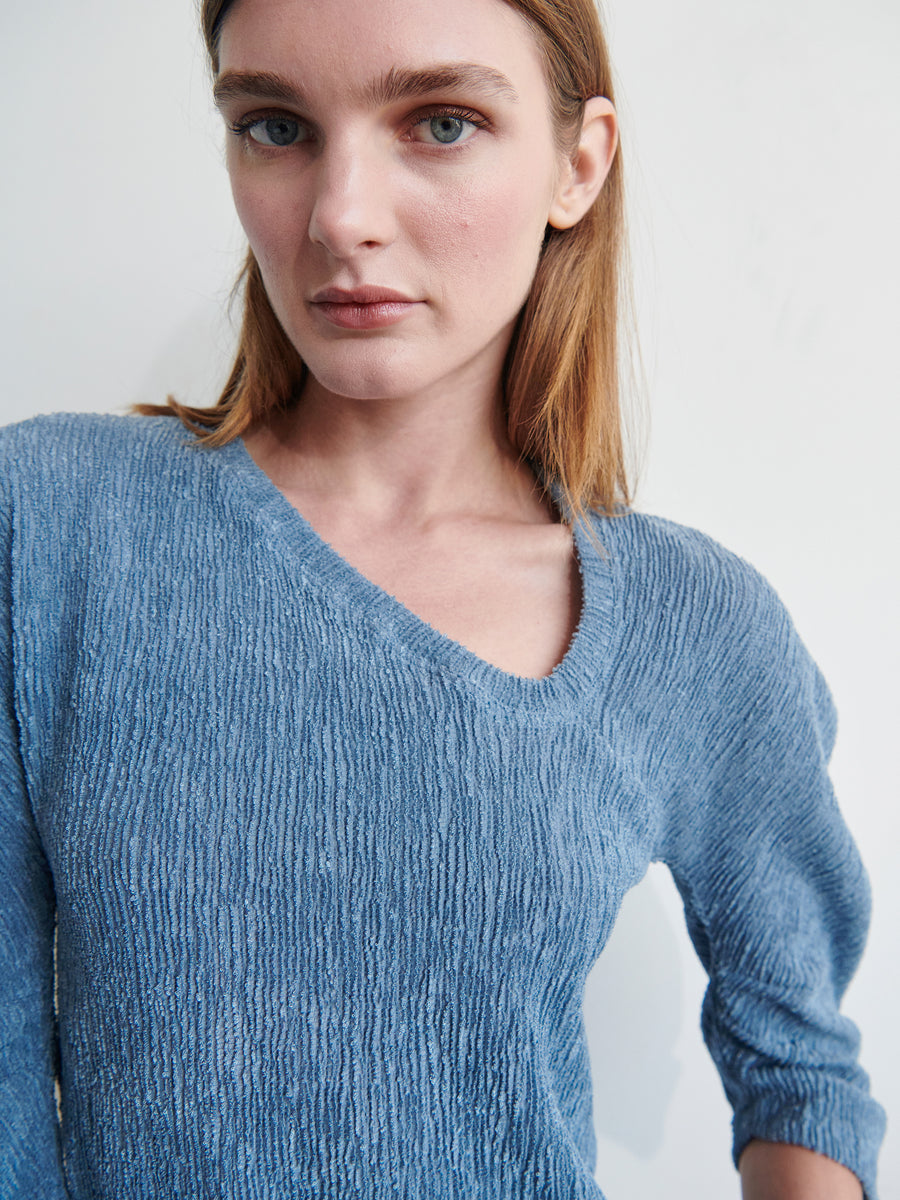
[0,0,885,1196]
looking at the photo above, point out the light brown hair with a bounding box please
[135,0,635,522]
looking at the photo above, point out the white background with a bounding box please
[1,0,896,1196]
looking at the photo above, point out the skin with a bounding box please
[216,0,616,679]
[740,1141,863,1200]
[215,1,867,1191]
[218,0,604,412]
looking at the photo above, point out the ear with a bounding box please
[547,96,618,230]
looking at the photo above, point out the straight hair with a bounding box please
[134,0,636,524]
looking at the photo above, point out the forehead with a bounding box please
[217,0,548,100]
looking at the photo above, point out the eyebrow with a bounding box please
[212,63,520,111]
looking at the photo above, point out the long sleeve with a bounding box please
[0,450,69,1197]
[0,413,883,1198]
[655,563,886,1199]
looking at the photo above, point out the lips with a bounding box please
[311,285,415,305]
[309,285,421,330]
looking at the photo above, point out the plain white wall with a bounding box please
[1,1,896,1196]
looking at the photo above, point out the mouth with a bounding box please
[311,285,416,305]
[309,285,422,330]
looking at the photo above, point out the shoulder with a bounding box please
[0,412,206,519]
[1,411,196,484]
[594,507,774,611]
[582,507,835,750]
[586,506,789,651]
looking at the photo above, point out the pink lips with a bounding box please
[309,285,420,330]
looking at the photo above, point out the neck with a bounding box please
[242,375,554,532]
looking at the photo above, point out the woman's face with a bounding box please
[216,0,571,408]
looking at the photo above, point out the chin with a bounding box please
[295,342,443,404]
[314,377,412,403]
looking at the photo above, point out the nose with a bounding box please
[307,137,397,259]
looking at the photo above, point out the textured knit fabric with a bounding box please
[0,412,886,1199]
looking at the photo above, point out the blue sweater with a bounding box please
[0,413,885,1199]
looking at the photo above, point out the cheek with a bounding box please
[425,168,549,297]
[228,170,301,268]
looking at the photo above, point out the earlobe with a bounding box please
[547,96,618,230]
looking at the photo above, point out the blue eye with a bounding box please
[413,112,480,146]
[245,117,306,147]
[425,116,469,144]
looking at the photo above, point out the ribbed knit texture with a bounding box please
[0,413,885,1199]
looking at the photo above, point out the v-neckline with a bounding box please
[213,433,617,711]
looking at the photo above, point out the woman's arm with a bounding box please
[647,536,885,1197]
[740,1140,863,1200]
[0,431,69,1198]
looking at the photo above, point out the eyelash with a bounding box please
[412,105,491,142]
[228,105,491,150]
